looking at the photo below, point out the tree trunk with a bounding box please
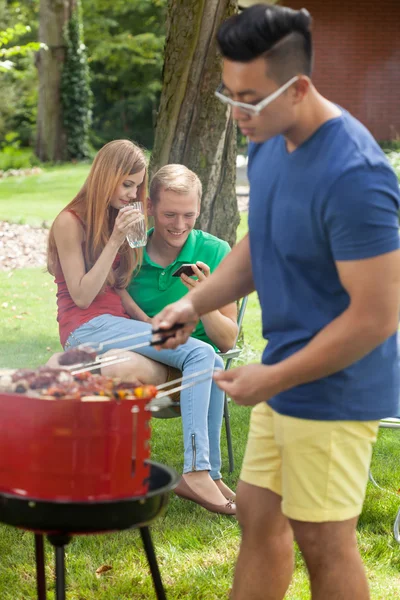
[151,0,239,247]
[36,0,75,161]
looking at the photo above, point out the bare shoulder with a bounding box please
[53,211,84,242]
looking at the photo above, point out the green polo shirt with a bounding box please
[127,228,231,349]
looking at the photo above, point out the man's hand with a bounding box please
[152,296,199,349]
[213,364,282,406]
[180,261,210,290]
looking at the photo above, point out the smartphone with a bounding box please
[172,264,196,277]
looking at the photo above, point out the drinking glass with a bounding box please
[125,202,147,248]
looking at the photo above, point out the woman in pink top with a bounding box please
[47,139,149,348]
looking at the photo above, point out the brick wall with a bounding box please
[284,0,400,140]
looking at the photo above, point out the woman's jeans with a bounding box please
[65,315,225,479]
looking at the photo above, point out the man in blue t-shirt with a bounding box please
[153,4,400,600]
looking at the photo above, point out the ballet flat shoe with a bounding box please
[174,477,236,516]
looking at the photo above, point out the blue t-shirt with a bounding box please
[248,110,400,421]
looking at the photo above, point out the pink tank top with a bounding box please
[55,210,129,347]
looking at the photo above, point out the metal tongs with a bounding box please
[65,324,186,375]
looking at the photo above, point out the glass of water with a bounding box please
[125,201,147,248]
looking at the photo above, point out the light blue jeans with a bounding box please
[65,314,225,479]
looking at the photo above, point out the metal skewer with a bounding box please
[156,374,220,399]
[67,324,186,375]
[71,355,133,375]
[155,367,217,391]
[146,368,223,411]
[155,367,222,397]
[69,340,157,374]
[144,396,174,413]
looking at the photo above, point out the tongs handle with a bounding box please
[150,322,185,346]
[151,322,185,335]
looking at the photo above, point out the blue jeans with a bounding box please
[65,315,225,479]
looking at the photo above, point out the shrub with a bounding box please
[0,147,40,171]
[380,140,400,153]
[387,151,400,182]
[60,0,92,160]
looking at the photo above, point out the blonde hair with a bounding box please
[47,139,148,289]
[150,164,202,204]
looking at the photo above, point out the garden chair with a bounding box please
[369,416,400,544]
[152,296,248,474]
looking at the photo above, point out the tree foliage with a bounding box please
[0,1,39,148]
[1,0,166,153]
[0,24,41,72]
[60,0,92,159]
[82,0,166,149]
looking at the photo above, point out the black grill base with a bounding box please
[0,462,179,600]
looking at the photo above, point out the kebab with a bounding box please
[0,366,158,401]
[0,325,217,405]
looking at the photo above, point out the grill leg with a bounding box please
[140,527,167,600]
[47,534,71,600]
[55,546,66,600]
[34,534,47,600]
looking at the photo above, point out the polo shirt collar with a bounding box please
[177,229,196,263]
[144,228,196,267]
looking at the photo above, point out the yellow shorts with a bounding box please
[240,402,379,523]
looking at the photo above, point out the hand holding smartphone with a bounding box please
[172,263,202,278]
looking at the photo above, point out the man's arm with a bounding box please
[215,249,400,404]
[192,234,255,315]
[117,289,151,323]
[200,304,238,353]
[179,261,238,352]
[275,249,400,386]
[152,234,255,348]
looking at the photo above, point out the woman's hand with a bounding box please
[110,206,144,247]
[180,261,210,290]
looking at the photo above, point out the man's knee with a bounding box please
[46,352,64,367]
[237,482,292,541]
[290,518,358,567]
[188,340,216,365]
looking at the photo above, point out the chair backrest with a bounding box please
[235,296,248,347]
[217,295,248,365]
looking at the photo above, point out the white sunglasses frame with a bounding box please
[215,75,300,116]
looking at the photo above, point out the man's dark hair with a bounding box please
[217,4,313,84]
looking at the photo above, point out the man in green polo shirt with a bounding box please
[120,163,239,513]
[126,225,231,350]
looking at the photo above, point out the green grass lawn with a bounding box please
[0,167,400,599]
[0,164,90,226]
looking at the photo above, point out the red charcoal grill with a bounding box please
[0,328,214,599]
[0,393,151,502]
[0,369,186,599]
